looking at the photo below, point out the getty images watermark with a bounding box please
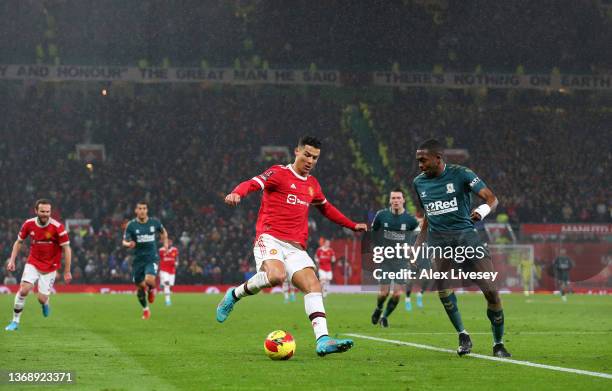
[364,243,500,287]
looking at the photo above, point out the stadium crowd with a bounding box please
[0,86,378,285]
[0,85,610,285]
[374,90,611,225]
[1,1,610,72]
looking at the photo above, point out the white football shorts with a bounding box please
[21,263,56,296]
[318,269,333,281]
[253,234,315,281]
[159,271,176,286]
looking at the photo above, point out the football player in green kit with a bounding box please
[123,201,169,320]
[413,139,511,358]
[370,188,419,327]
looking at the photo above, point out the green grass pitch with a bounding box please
[1,293,611,390]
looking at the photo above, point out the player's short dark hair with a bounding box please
[390,187,404,195]
[34,199,52,210]
[418,139,444,156]
[136,201,148,207]
[298,135,322,149]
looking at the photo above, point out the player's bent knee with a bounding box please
[266,270,286,286]
[19,288,31,296]
[19,282,33,296]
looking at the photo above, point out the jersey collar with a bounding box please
[432,163,447,179]
[390,207,405,215]
[35,218,50,228]
[287,164,308,181]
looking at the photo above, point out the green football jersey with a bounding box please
[123,218,165,261]
[413,164,486,233]
[371,208,419,247]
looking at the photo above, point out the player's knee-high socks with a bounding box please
[439,292,466,333]
[12,293,26,322]
[383,296,400,318]
[486,308,505,344]
[137,288,147,308]
[282,280,289,301]
[376,295,386,310]
[304,292,328,340]
[233,272,271,300]
[163,284,171,300]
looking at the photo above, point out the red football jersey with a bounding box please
[233,164,358,248]
[236,165,327,248]
[316,247,335,272]
[159,247,179,273]
[18,217,70,273]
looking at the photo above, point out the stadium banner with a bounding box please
[0,64,340,85]
[521,224,612,235]
[373,71,612,91]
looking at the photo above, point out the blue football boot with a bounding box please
[216,288,237,323]
[316,336,354,357]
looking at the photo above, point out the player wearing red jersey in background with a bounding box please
[159,239,179,306]
[217,136,367,356]
[5,199,72,331]
[281,276,297,304]
[315,239,336,298]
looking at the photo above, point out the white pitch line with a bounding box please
[345,333,612,380]
[381,331,611,336]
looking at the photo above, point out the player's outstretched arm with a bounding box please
[315,201,367,232]
[225,176,267,207]
[62,244,72,284]
[413,216,429,249]
[6,239,23,271]
[471,187,499,221]
[160,228,169,250]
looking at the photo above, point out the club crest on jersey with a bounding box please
[446,183,455,194]
[150,226,155,233]
[136,229,140,234]
[45,232,52,239]
[308,187,314,197]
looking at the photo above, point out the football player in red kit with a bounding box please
[217,136,367,356]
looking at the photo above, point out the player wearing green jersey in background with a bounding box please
[370,188,419,328]
[413,139,511,358]
[123,201,168,320]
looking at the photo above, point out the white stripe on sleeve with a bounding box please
[252,176,265,190]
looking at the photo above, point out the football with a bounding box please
[264,330,296,360]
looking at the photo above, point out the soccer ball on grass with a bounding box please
[264,330,296,360]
